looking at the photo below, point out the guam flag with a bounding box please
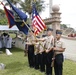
[1,2,29,35]
[4,6,16,28]
[15,22,29,35]
[4,6,29,34]
[7,0,27,21]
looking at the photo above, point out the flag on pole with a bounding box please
[1,2,29,35]
[32,4,46,35]
[4,6,16,28]
[6,0,27,21]
[15,22,29,35]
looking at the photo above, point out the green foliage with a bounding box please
[0,9,8,25]
[3,0,21,5]
[20,0,45,14]
[0,9,5,15]
[0,47,76,75]
[0,18,8,25]
[9,33,16,38]
[61,24,68,29]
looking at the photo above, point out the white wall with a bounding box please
[15,38,25,50]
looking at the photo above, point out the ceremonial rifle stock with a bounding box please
[51,50,55,67]
[51,39,56,67]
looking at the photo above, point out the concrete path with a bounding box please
[61,37,76,61]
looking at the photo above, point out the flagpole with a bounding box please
[23,20,36,37]
[0,1,4,6]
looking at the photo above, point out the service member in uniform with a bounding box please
[26,31,35,68]
[53,30,66,75]
[34,40,40,70]
[34,35,46,71]
[45,28,54,75]
[38,37,46,72]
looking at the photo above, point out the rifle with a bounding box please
[51,50,56,67]
[51,39,56,67]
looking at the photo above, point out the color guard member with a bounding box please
[39,38,46,72]
[26,31,35,68]
[45,28,54,75]
[53,30,66,75]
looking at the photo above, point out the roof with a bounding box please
[0,25,19,31]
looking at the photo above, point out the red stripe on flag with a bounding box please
[33,17,42,32]
[35,19,43,31]
[36,16,46,29]
[4,7,14,28]
[35,17,44,30]
[4,7,11,28]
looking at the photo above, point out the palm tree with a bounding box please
[20,0,45,14]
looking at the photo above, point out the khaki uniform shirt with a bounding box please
[27,35,35,45]
[39,41,45,53]
[55,39,66,54]
[34,42,39,55]
[45,35,54,50]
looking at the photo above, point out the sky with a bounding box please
[0,0,76,29]
[40,0,76,30]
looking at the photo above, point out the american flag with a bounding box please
[32,4,46,35]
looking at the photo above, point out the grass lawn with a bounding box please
[9,33,16,38]
[0,47,76,75]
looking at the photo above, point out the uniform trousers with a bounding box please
[39,51,45,72]
[54,54,64,75]
[45,50,53,75]
[28,45,34,68]
[34,54,39,69]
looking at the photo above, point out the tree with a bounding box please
[0,9,8,25]
[3,0,21,6]
[20,0,45,14]
[61,24,68,29]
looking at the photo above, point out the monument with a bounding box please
[51,4,61,37]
